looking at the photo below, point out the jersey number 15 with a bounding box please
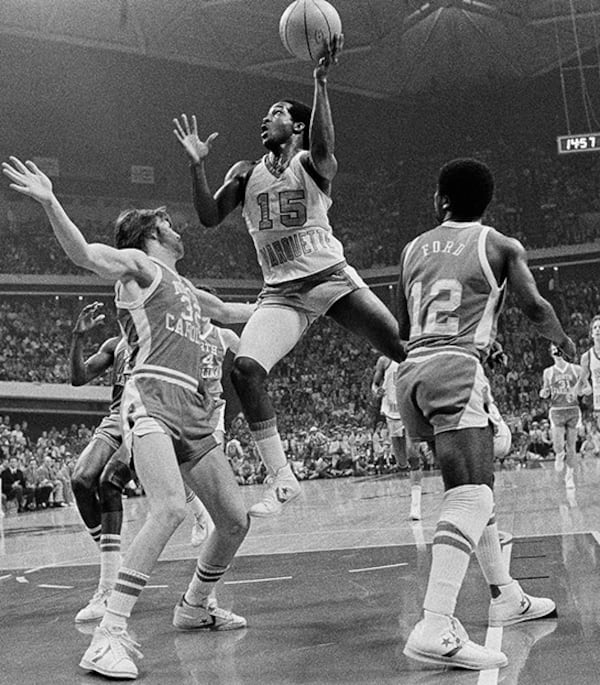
[256,190,307,230]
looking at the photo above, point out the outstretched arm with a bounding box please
[70,303,117,385]
[306,35,343,185]
[2,158,156,285]
[192,286,255,324]
[173,114,247,227]
[502,238,575,359]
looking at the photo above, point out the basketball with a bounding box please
[279,0,342,62]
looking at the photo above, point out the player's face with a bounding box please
[261,102,295,150]
[550,344,562,360]
[592,319,600,340]
[156,217,184,259]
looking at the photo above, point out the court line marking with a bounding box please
[225,575,293,585]
[146,584,169,589]
[0,574,11,582]
[477,537,513,685]
[4,530,590,573]
[348,562,409,573]
[38,584,74,589]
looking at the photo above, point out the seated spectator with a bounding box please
[1,456,33,513]
[36,456,68,507]
[23,457,53,509]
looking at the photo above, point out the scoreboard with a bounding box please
[557,133,600,154]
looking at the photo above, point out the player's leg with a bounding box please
[80,432,187,679]
[550,413,566,473]
[564,419,578,489]
[232,305,309,517]
[404,426,507,669]
[326,288,405,363]
[406,438,423,521]
[75,445,131,623]
[174,445,250,630]
[71,438,117,543]
[185,483,214,547]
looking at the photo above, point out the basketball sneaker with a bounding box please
[248,472,300,518]
[75,586,111,623]
[554,452,565,472]
[190,511,215,547]
[173,595,247,631]
[488,580,556,626]
[79,625,142,679]
[403,612,507,670]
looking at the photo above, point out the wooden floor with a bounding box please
[2,458,600,684]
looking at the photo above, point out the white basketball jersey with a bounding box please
[381,360,401,420]
[242,152,346,285]
[587,349,600,411]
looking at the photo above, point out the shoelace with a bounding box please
[91,587,111,604]
[107,629,144,661]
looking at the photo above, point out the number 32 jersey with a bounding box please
[242,152,346,285]
[400,221,505,358]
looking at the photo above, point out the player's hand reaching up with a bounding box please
[173,114,219,164]
[2,157,54,205]
[73,302,106,335]
[314,33,343,81]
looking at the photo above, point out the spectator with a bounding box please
[1,456,33,513]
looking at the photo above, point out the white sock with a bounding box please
[423,484,493,616]
[475,515,512,593]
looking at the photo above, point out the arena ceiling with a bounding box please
[2,0,600,99]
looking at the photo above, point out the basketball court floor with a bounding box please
[2,459,600,684]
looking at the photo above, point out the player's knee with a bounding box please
[219,508,250,540]
[231,356,267,391]
[99,462,131,512]
[71,468,96,496]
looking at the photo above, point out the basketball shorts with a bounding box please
[257,263,367,323]
[549,406,581,429]
[396,350,493,442]
[121,376,221,464]
[93,412,123,451]
[385,415,404,438]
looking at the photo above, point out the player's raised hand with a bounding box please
[2,157,54,205]
[73,302,106,335]
[314,33,343,80]
[173,114,219,164]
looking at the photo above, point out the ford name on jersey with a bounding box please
[419,240,466,258]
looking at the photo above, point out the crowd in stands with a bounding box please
[1,269,600,514]
[2,139,600,276]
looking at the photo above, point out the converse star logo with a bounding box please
[442,636,452,647]
[276,487,290,503]
[520,596,531,613]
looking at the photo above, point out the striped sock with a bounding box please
[99,534,121,590]
[250,418,288,476]
[100,567,149,630]
[185,560,228,605]
[87,524,101,544]
[475,513,512,595]
[423,484,493,616]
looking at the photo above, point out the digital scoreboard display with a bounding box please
[557,133,600,154]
